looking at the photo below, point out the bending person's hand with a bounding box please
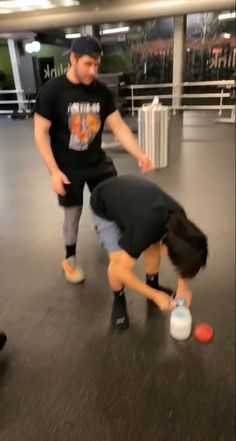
[151,290,173,311]
[175,287,192,309]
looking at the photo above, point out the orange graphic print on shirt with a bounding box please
[68,102,101,151]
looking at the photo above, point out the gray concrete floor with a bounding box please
[0,112,235,441]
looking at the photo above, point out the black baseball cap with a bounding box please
[65,35,102,57]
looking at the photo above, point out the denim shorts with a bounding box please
[91,209,122,253]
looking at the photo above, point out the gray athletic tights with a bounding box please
[63,206,83,246]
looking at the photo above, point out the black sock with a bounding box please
[0,332,7,350]
[66,244,76,259]
[114,287,125,300]
[111,288,129,330]
[146,273,159,288]
[146,273,174,296]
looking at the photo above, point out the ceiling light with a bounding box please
[25,41,41,53]
[25,43,34,54]
[100,26,130,35]
[222,33,231,39]
[218,12,236,20]
[63,0,80,6]
[65,33,81,39]
[32,41,41,52]
[0,0,51,7]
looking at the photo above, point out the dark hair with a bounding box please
[73,53,100,62]
[72,53,82,62]
[163,212,208,279]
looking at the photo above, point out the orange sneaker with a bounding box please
[62,256,85,284]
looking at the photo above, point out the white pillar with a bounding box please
[7,39,26,111]
[172,16,186,111]
[80,25,93,36]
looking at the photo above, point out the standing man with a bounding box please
[34,35,152,284]
[90,175,208,330]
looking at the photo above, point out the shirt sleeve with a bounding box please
[33,81,56,122]
[103,86,117,120]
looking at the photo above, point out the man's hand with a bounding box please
[51,170,71,196]
[151,290,173,311]
[175,286,192,308]
[138,153,153,174]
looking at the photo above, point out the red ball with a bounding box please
[194,323,213,343]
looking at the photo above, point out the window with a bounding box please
[100,18,174,84]
[186,11,236,81]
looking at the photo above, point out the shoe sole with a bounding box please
[61,263,85,284]
[64,273,85,284]
[111,319,130,331]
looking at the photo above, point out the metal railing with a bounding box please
[0,89,36,114]
[122,80,235,116]
[1,80,235,116]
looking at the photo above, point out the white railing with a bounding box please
[0,89,36,114]
[1,80,235,116]
[122,80,235,116]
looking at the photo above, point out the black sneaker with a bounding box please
[0,332,7,351]
[111,296,129,330]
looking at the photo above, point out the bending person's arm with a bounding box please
[109,250,172,311]
[175,278,192,308]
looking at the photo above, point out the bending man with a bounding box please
[90,174,208,330]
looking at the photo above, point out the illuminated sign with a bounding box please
[44,62,70,79]
[209,49,236,69]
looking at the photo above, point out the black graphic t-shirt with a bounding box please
[34,75,117,169]
[91,175,185,259]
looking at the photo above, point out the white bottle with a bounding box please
[170,298,192,340]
